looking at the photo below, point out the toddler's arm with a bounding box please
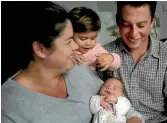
[108,53,121,71]
[95,44,121,71]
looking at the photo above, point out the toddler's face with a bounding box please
[100,79,124,97]
[73,31,97,54]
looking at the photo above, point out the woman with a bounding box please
[2,2,103,123]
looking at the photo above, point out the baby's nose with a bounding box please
[107,87,112,90]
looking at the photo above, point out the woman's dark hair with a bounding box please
[2,1,68,82]
[116,1,157,25]
[68,7,101,33]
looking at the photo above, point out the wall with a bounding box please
[53,1,115,45]
[54,1,98,11]
[54,1,167,45]
[97,11,116,45]
[155,1,167,39]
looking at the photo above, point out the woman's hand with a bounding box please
[96,53,114,71]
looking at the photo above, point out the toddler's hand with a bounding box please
[96,53,114,71]
[100,98,112,112]
[73,51,85,64]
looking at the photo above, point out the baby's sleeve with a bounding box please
[90,95,103,114]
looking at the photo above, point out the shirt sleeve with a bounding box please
[108,53,121,71]
[90,95,103,114]
[96,44,121,71]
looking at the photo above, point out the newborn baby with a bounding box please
[90,78,131,123]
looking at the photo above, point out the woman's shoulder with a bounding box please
[2,78,19,97]
[2,79,30,104]
[66,64,103,92]
[68,64,100,78]
[2,79,26,115]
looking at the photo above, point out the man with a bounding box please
[97,1,167,123]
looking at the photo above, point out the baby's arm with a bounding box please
[90,95,103,114]
[116,96,144,123]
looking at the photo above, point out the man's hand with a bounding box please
[96,53,114,71]
[128,116,142,123]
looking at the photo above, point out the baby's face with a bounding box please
[100,79,124,97]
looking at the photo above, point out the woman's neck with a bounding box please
[14,61,68,98]
[14,61,62,89]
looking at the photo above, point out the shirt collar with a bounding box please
[149,35,159,58]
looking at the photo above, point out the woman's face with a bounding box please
[44,19,79,72]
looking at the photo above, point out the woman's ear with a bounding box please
[32,41,48,58]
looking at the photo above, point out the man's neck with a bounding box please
[130,39,150,64]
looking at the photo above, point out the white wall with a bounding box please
[54,1,98,11]
[97,12,116,45]
[155,1,167,39]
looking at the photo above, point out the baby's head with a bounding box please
[68,7,101,54]
[100,77,124,97]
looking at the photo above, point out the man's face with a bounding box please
[118,4,155,50]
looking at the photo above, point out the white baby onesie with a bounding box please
[90,95,131,123]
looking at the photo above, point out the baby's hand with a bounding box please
[100,98,112,112]
[73,51,85,64]
[105,95,118,105]
[96,53,114,71]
